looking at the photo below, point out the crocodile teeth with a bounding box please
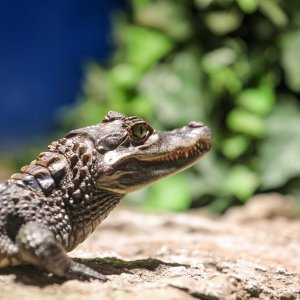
[146,140,210,163]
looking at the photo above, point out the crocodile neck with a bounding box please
[10,136,124,250]
[65,188,123,251]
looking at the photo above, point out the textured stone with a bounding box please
[0,195,299,300]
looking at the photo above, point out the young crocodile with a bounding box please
[0,111,211,280]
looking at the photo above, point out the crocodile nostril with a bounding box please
[188,121,205,128]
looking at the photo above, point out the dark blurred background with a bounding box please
[1,0,300,212]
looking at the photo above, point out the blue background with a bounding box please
[0,0,124,150]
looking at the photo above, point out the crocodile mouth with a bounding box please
[144,140,211,163]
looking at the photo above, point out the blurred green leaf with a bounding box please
[259,98,300,189]
[222,135,250,159]
[124,25,173,71]
[131,0,151,8]
[259,0,288,27]
[202,48,237,71]
[281,31,300,92]
[146,174,192,211]
[227,108,266,137]
[208,67,242,95]
[204,9,243,35]
[225,165,259,200]
[109,64,141,89]
[133,1,192,41]
[237,82,276,116]
[237,0,259,13]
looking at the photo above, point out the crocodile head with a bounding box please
[68,111,211,194]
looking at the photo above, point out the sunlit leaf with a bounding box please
[237,82,276,116]
[227,108,266,137]
[131,0,151,9]
[202,48,237,71]
[204,9,243,35]
[259,0,288,27]
[146,174,192,211]
[222,135,250,160]
[237,0,259,13]
[225,165,259,201]
[124,25,173,71]
[133,1,192,41]
[109,64,140,89]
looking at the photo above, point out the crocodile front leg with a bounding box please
[0,235,20,267]
[16,221,107,280]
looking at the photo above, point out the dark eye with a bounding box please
[131,123,149,140]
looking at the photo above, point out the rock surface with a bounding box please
[0,194,299,300]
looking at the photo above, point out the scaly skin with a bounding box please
[0,111,211,280]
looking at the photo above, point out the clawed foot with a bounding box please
[65,260,108,281]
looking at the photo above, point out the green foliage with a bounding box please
[224,165,259,201]
[122,25,173,71]
[281,31,300,92]
[259,98,300,189]
[63,0,300,212]
[145,174,192,212]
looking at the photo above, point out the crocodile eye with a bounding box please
[131,123,149,140]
